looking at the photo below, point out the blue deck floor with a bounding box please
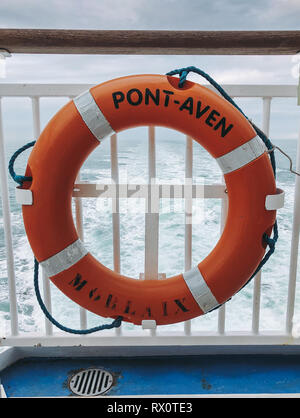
[1,355,300,397]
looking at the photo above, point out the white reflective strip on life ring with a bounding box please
[40,239,88,277]
[183,266,219,313]
[216,135,267,175]
[73,90,115,142]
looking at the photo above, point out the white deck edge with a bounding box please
[1,332,300,349]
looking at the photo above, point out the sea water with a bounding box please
[0,97,299,336]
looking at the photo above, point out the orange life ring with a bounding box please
[21,74,276,326]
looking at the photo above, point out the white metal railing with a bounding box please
[0,83,299,347]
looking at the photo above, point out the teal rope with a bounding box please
[34,259,122,334]
[166,66,278,305]
[166,66,276,174]
[8,142,123,334]
[8,140,36,185]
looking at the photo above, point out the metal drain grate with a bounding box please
[68,368,114,397]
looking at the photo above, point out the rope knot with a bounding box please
[264,234,276,251]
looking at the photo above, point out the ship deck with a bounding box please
[2,354,300,397]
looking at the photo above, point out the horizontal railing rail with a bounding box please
[0,29,300,55]
[0,82,300,347]
[0,83,297,98]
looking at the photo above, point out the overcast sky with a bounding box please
[0,0,299,142]
[1,0,300,31]
[0,0,299,84]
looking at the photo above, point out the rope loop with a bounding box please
[8,140,36,186]
[166,65,279,296]
[8,141,123,334]
[34,259,122,334]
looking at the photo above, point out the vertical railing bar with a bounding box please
[216,95,242,333]
[148,126,156,180]
[144,126,159,281]
[32,97,53,335]
[75,172,88,331]
[286,123,300,334]
[217,86,231,335]
[74,173,85,242]
[0,97,19,336]
[144,126,159,336]
[41,269,53,335]
[110,134,121,275]
[110,133,122,336]
[252,97,271,334]
[217,189,228,334]
[67,96,88,331]
[184,136,193,335]
[252,275,262,334]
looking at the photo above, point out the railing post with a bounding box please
[32,97,54,336]
[110,133,122,336]
[286,122,300,334]
[252,97,272,334]
[184,136,193,335]
[67,95,88,331]
[75,171,88,331]
[0,98,19,336]
[217,189,228,334]
[144,126,159,336]
[144,126,159,281]
[110,134,121,275]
